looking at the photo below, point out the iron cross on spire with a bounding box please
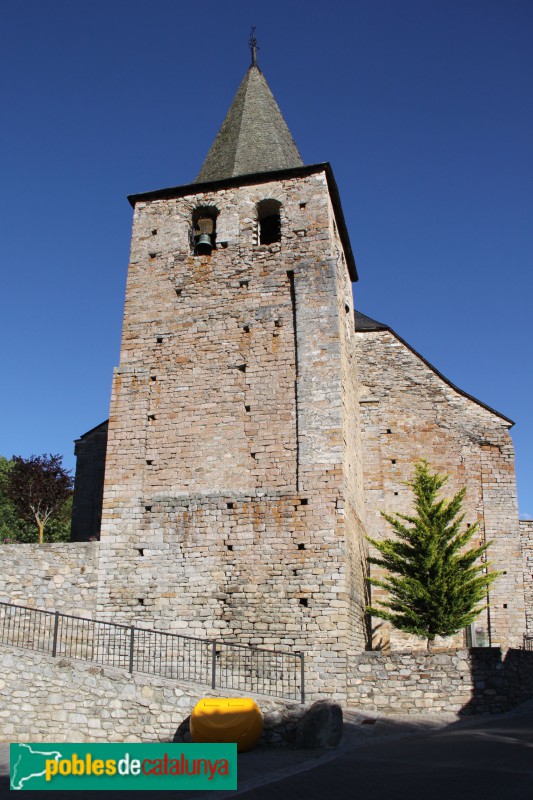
[249,26,259,66]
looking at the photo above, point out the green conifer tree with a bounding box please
[366,461,499,650]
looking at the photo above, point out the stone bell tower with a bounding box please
[97,47,367,697]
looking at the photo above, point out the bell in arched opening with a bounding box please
[192,207,219,255]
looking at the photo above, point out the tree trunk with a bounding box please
[37,520,45,544]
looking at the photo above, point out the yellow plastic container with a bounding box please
[190,698,263,752]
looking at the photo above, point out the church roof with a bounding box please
[354,310,389,332]
[195,63,303,183]
[75,419,109,442]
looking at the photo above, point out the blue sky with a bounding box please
[1,0,531,516]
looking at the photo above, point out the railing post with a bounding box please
[52,611,60,657]
[211,640,217,689]
[129,626,135,673]
[299,652,305,705]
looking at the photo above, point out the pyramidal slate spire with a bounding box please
[195,52,303,183]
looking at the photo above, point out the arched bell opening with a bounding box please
[192,207,219,255]
[256,199,282,245]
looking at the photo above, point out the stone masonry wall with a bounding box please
[2,642,531,744]
[97,168,366,698]
[71,422,108,542]
[330,210,368,654]
[355,328,525,650]
[347,648,533,715]
[520,519,533,633]
[0,646,297,742]
[0,543,98,617]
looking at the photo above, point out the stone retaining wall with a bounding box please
[347,648,533,714]
[0,543,98,617]
[0,646,298,742]
[2,643,532,743]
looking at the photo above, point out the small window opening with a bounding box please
[251,452,257,460]
[257,199,282,245]
[260,215,281,244]
[227,502,234,509]
[239,279,249,289]
[237,364,246,373]
[138,548,145,556]
[156,337,163,344]
[192,206,218,255]
[151,375,157,382]
[245,405,251,412]
[394,492,398,496]
[299,598,308,607]
[386,429,392,434]
[138,598,145,606]
[391,459,396,465]
[299,202,307,209]
[300,498,309,506]
[243,324,250,332]
[345,303,350,313]
[146,460,153,465]
[274,319,282,327]
[297,543,305,551]
[148,414,155,421]
[503,604,508,609]
[293,569,298,576]
[145,506,152,512]
[151,229,157,236]
[175,288,182,296]
[227,544,233,551]
[149,252,157,259]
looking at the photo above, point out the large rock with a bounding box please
[172,715,191,743]
[294,700,343,749]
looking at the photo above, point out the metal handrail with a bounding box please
[524,634,533,652]
[0,601,304,703]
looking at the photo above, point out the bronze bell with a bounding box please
[196,233,212,255]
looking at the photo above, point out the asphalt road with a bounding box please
[232,710,533,800]
[2,708,532,799]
